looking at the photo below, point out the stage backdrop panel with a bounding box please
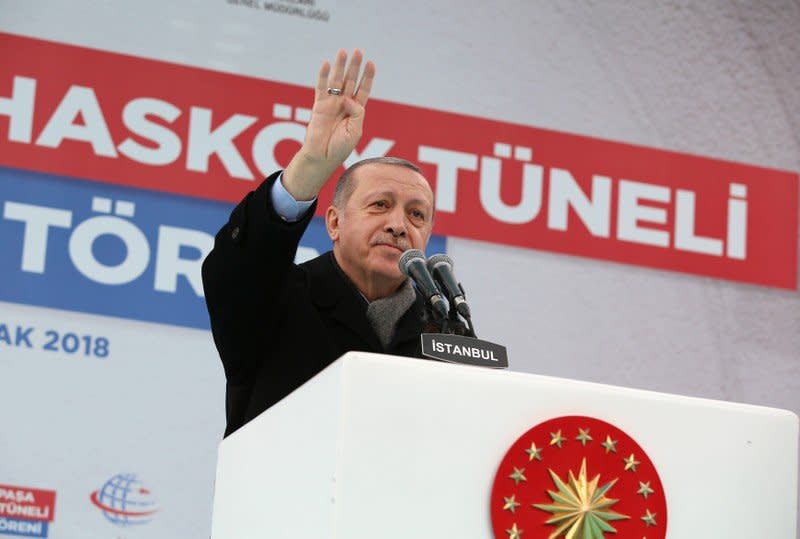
[1,1,798,537]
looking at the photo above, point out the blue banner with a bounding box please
[0,167,446,329]
[0,518,48,538]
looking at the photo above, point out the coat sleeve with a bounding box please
[201,171,318,431]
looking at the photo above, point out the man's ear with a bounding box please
[325,205,340,242]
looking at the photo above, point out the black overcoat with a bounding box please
[202,172,426,437]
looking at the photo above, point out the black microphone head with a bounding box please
[426,253,453,272]
[399,249,425,277]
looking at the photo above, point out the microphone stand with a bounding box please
[417,282,507,369]
[417,277,507,369]
[423,283,476,338]
[453,283,476,337]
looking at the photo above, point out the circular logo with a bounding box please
[90,473,158,526]
[490,416,667,538]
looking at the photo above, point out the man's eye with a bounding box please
[411,210,425,220]
[374,200,388,208]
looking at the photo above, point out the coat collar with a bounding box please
[304,251,424,353]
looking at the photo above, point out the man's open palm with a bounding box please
[305,49,375,167]
[282,48,376,201]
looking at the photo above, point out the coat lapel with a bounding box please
[304,252,384,351]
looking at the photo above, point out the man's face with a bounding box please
[327,163,435,285]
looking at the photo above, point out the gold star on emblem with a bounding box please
[506,522,523,538]
[503,494,521,513]
[524,442,543,461]
[576,428,593,446]
[509,467,527,485]
[601,435,618,454]
[637,481,654,499]
[623,453,640,472]
[641,509,657,527]
[549,430,565,448]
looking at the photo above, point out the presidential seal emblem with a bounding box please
[490,416,667,538]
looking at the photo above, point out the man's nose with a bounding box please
[384,209,407,237]
[385,223,407,237]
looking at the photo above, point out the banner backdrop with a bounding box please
[1,33,796,289]
[1,1,798,537]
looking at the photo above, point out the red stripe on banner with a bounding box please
[0,484,56,522]
[0,32,797,288]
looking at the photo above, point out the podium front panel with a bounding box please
[213,352,798,538]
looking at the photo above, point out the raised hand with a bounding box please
[283,49,376,201]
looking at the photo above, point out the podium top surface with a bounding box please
[337,351,797,419]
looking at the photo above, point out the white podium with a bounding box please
[211,352,798,538]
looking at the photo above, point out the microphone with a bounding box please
[399,249,449,319]
[426,254,471,319]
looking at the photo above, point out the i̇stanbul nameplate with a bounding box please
[421,333,508,369]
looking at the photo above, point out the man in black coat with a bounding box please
[202,49,436,437]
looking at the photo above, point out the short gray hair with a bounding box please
[332,156,423,207]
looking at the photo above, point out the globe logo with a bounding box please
[90,473,158,526]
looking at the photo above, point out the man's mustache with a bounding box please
[371,236,410,251]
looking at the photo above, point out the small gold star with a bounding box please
[623,453,640,472]
[509,467,527,485]
[637,481,654,499]
[506,522,523,538]
[503,494,521,513]
[641,509,657,527]
[549,430,565,448]
[601,435,618,454]
[575,428,593,446]
[524,442,543,461]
